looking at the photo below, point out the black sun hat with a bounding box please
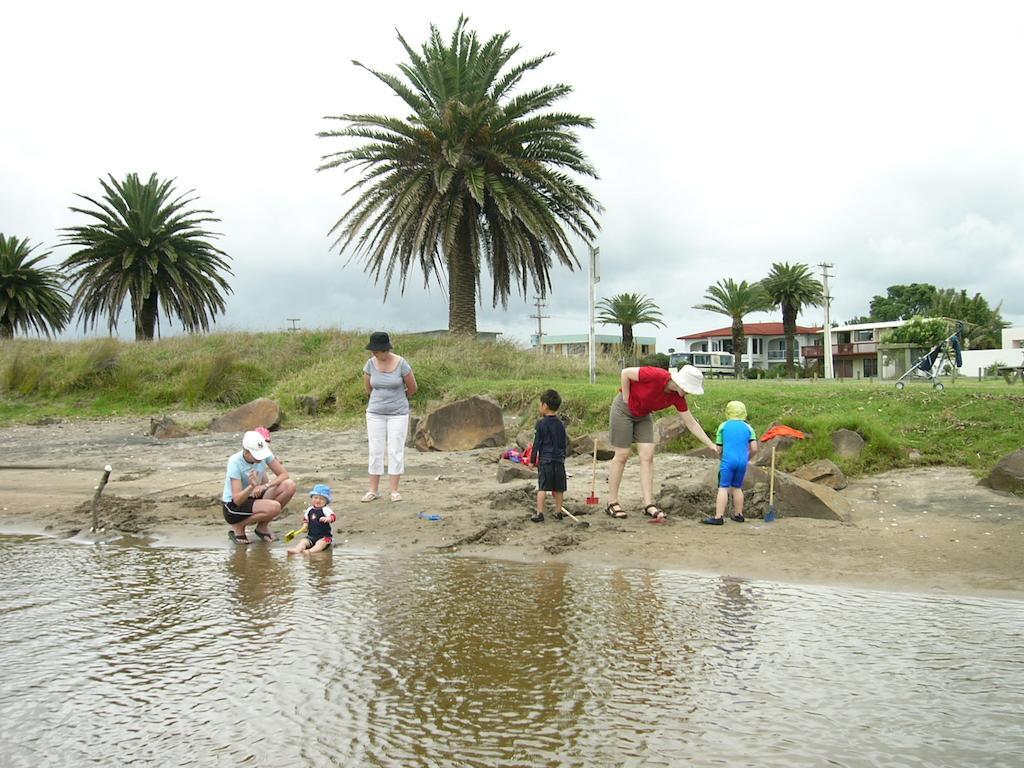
[366,331,392,351]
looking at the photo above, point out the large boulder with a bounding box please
[413,396,506,452]
[987,449,1024,494]
[497,460,537,483]
[752,436,800,466]
[700,466,851,522]
[405,416,421,447]
[832,428,866,458]
[792,459,848,490]
[208,398,281,433]
[570,432,615,461]
[654,413,688,451]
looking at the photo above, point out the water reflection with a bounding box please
[0,536,1021,768]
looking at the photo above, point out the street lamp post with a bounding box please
[588,246,600,384]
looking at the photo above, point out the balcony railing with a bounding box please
[803,341,878,358]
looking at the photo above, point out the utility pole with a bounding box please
[286,318,301,332]
[818,263,834,379]
[588,246,600,384]
[530,296,549,353]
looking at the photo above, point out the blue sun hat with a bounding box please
[309,483,332,502]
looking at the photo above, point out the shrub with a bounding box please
[639,352,670,369]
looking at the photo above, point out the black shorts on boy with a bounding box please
[537,462,567,493]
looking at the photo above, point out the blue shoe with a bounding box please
[701,516,724,526]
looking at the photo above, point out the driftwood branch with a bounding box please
[90,465,113,532]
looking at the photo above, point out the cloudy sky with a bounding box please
[3,0,1023,351]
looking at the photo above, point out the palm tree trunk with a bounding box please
[0,324,12,340]
[731,317,745,378]
[135,292,158,341]
[621,323,634,364]
[447,217,478,337]
[783,305,797,376]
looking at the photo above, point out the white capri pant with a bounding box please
[366,412,410,476]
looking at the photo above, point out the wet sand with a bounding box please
[0,416,1021,597]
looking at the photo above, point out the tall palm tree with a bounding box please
[0,234,71,339]
[761,262,824,376]
[596,292,665,362]
[318,16,601,336]
[61,173,233,341]
[692,278,771,378]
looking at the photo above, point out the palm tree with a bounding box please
[61,173,233,341]
[692,278,771,378]
[318,17,601,336]
[0,234,71,339]
[596,292,665,362]
[761,262,824,376]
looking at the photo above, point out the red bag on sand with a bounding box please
[760,425,805,442]
[522,443,534,465]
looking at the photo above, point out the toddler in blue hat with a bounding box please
[287,484,337,554]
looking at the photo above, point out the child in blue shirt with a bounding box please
[287,484,337,554]
[702,401,758,525]
[530,389,568,523]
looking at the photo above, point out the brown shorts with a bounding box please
[609,393,654,448]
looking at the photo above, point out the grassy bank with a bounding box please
[2,331,1021,477]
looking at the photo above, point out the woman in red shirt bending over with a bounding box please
[606,364,719,520]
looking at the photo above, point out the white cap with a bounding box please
[671,364,705,395]
[242,430,272,461]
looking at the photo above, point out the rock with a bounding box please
[570,432,615,461]
[406,416,421,448]
[753,436,799,466]
[700,466,851,521]
[832,428,866,458]
[654,413,688,451]
[908,449,923,463]
[497,460,536,483]
[987,449,1024,494]
[792,459,848,490]
[515,430,533,450]
[149,416,191,439]
[685,446,719,459]
[413,396,506,452]
[295,395,320,416]
[208,398,281,433]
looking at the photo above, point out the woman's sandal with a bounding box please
[605,502,627,519]
[360,491,382,503]
[643,504,666,520]
[253,529,274,542]
[228,531,250,545]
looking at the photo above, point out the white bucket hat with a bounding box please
[671,364,705,395]
[242,430,272,461]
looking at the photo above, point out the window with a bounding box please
[863,358,878,377]
[855,330,873,342]
[751,338,763,355]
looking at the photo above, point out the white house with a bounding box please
[677,322,822,370]
[533,333,656,357]
[960,326,1024,376]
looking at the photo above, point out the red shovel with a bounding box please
[586,443,600,506]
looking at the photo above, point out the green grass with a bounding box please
[2,332,1021,477]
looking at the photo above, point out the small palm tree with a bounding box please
[596,292,665,361]
[61,173,233,341]
[0,234,71,339]
[761,262,824,376]
[693,278,771,378]
[318,16,601,336]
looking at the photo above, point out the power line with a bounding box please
[286,318,301,331]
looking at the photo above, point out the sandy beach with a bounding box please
[0,416,1021,598]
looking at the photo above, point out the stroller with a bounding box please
[894,322,964,391]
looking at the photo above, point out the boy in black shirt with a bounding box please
[530,389,568,523]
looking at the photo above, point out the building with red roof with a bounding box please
[676,322,823,371]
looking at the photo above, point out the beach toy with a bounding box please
[418,513,442,521]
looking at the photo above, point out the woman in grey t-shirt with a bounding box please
[362,331,418,502]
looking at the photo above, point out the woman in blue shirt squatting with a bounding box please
[287,484,336,555]
[222,430,297,544]
[702,400,758,525]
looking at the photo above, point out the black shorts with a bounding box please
[222,499,255,525]
[537,462,567,493]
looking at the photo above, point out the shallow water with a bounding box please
[0,536,1021,768]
